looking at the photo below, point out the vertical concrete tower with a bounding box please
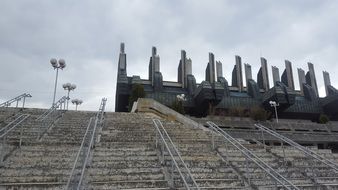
[205,52,216,83]
[232,55,243,92]
[216,61,223,80]
[271,66,280,86]
[306,62,319,97]
[297,68,306,95]
[148,47,160,86]
[117,43,127,77]
[257,57,270,91]
[281,60,295,90]
[323,71,331,96]
[115,42,129,112]
[178,50,192,88]
[244,63,252,85]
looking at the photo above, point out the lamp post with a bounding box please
[269,101,279,123]
[63,83,76,110]
[50,58,66,106]
[71,99,83,111]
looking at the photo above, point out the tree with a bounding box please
[171,94,186,114]
[128,84,146,111]
[250,107,270,121]
[318,114,329,124]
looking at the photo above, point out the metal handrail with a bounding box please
[153,119,200,190]
[77,117,99,187]
[207,121,299,190]
[35,96,68,140]
[36,96,67,121]
[0,93,32,108]
[255,123,338,173]
[66,98,107,190]
[0,114,30,137]
[66,117,94,190]
[0,114,30,164]
[96,98,107,124]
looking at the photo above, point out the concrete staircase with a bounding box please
[269,146,338,189]
[0,109,94,189]
[161,121,246,189]
[86,112,169,190]
[1,106,338,189]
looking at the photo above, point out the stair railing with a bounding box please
[153,119,200,190]
[0,114,30,165]
[0,93,32,108]
[255,123,338,173]
[66,98,107,190]
[35,96,67,139]
[207,121,299,190]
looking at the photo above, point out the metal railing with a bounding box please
[255,123,338,173]
[0,93,32,108]
[153,119,200,190]
[66,98,107,190]
[0,114,30,165]
[207,121,299,190]
[36,96,67,121]
[35,96,67,139]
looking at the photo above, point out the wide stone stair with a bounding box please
[0,109,93,189]
[269,146,338,189]
[161,120,247,189]
[86,112,170,190]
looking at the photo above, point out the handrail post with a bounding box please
[0,137,5,165]
[282,141,286,166]
[171,160,174,186]
[19,124,23,148]
[261,129,266,151]
[155,130,158,148]
[22,96,26,108]
[211,129,215,150]
[245,157,250,186]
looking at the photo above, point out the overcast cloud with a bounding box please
[1,0,338,111]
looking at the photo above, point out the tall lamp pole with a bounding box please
[63,83,76,110]
[50,58,66,106]
[269,101,279,123]
[72,99,83,111]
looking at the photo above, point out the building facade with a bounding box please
[115,43,338,119]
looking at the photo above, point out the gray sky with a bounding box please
[1,0,338,111]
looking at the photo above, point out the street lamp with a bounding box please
[50,58,66,106]
[63,83,76,110]
[269,100,279,123]
[71,99,83,111]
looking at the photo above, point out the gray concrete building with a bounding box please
[115,43,338,119]
[232,55,243,92]
[244,63,252,85]
[178,50,192,88]
[306,62,319,97]
[323,71,331,96]
[148,47,160,86]
[257,57,270,91]
[205,53,216,83]
[297,68,306,96]
[281,60,295,90]
[272,66,280,86]
[216,61,223,80]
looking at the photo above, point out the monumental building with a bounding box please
[115,43,338,120]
